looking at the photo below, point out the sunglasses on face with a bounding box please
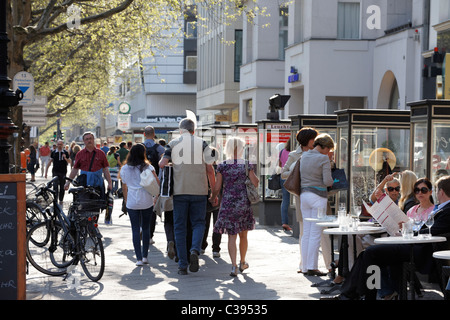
[414,187,430,194]
[387,186,400,192]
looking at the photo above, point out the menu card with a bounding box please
[363,194,408,236]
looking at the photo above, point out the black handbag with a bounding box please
[74,151,96,187]
[268,173,282,190]
[328,168,349,192]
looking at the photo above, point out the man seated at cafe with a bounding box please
[323,175,450,300]
[370,173,400,204]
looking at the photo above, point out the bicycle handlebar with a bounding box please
[37,177,100,198]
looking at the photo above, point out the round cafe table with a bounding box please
[433,250,450,260]
[374,236,446,300]
[433,250,450,300]
[323,226,386,278]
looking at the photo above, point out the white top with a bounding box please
[119,164,155,210]
[374,236,447,245]
[433,250,450,260]
[323,226,386,235]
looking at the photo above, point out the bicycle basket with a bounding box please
[74,190,106,212]
[26,184,54,208]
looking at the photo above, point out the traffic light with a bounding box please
[60,131,65,140]
[53,131,57,141]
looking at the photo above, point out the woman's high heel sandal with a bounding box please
[239,262,249,273]
[230,266,238,277]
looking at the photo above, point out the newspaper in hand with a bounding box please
[363,194,408,236]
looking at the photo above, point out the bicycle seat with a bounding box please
[69,186,85,194]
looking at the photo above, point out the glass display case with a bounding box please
[289,114,338,151]
[408,100,450,183]
[210,124,232,162]
[257,120,292,201]
[231,124,258,165]
[255,119,291,225]
[335,109,411,213]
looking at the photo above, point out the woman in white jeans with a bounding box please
[299,134,334,276]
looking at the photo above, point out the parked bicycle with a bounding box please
[26,181,52,230]
[26,177,105,281]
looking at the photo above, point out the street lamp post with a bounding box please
[0,0,22,173]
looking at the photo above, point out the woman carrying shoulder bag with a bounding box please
[299,133,334,276]
[119,143,159,266]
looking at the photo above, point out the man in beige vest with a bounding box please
[159,118,216,275]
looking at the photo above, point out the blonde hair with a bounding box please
[313,133,335,150]
[398,170,418,210]
[225,136,245,159]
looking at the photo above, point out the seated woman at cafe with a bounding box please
[398,170,419,213]
[322,175,450,300]
[406,178,434,221]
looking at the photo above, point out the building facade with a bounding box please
[105,11,197,142]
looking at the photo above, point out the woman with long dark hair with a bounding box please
[406,178,434,221]
[119,143,159,266]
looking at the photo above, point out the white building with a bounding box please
[201,0,448,123]
[105,0,450,138]
[105,11,197,142]
[196,5,243,125]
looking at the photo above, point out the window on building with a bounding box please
[246,99,253,117]
[235,30,243,82]
[186,21,197,39]
[186,56,197,71]
[337,2,360,39]
[279,6,288,60]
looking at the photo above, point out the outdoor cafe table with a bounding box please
[323,226,386,278]
[374,236,446,300]
[433,250,450,300]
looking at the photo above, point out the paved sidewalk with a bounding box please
[25,175,445,302]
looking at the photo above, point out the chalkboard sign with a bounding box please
[0,174,26,300]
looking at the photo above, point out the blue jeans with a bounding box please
[173,195,207,270]
[127,207,153,261]
[280,179,290,225]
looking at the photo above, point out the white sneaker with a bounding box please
[142,258,149,264]
[136,260,144,266]
[213,251,220,258]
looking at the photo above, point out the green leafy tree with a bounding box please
[7,0,272,167]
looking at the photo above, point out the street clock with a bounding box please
[119,102,131,114]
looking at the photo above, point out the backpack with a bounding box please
[146,143,160,175]
[107,153,118,168]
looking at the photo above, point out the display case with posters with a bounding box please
[335,109,411,215]
[408,100,450,183]
[209,124,232,162]
[256,119,291,225]
[231,123,258,165]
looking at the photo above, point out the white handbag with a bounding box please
[139,166,160,196]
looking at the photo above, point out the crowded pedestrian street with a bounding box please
[24,175,444,302]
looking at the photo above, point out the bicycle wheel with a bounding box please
[79,224,105,281]
[26,201,47,231]
[50,226,76,269]
[26,222,67,276]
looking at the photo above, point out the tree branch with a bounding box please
[46,98,77,118]
[23,0,135,43]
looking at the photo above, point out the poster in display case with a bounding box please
[408,100,450,183]
[335,109,411,214]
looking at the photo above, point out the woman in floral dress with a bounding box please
[210,137,259,276]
